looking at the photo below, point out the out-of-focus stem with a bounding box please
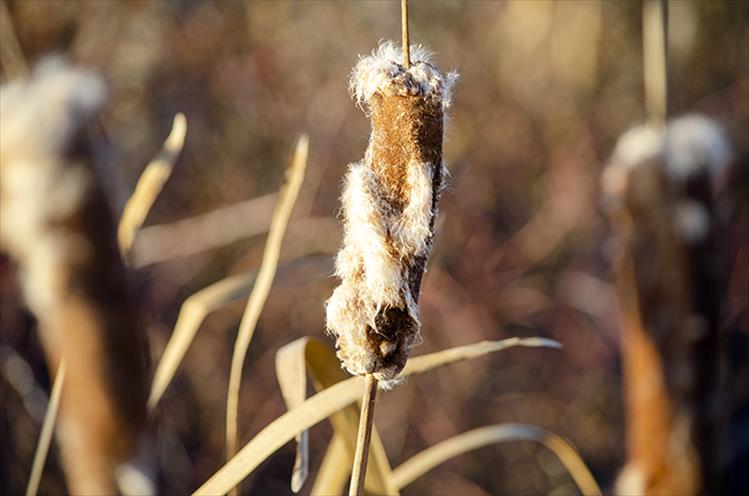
[643,0,668,127]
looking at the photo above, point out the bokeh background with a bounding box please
[1,1,747,495]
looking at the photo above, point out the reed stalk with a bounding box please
[348,374,378,496]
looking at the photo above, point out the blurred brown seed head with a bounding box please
[0,59,150,495]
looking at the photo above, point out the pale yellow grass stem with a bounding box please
[25,361,66,496]
[225,135,308,484]
[643,0,668,127]
[311,435,349,495]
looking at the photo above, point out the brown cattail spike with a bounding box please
[326,42,457,384]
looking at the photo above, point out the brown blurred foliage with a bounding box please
[1,1,747,495]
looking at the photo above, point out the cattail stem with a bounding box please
[643,0,668,127]
[401,0,410,68]
[348,374,378,496]
[26,361,66,496]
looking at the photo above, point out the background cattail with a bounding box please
[603,115,731,495]
[0,60,150,495]
[325,41,457,382]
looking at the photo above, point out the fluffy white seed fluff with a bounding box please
[674,200,711,243]
[603,115,732,198]
[0,59,105,317]
[327,159,435,380]
[349,40,458,111]
[665,114,732,180]
[602,124,664,197]
[340,163,402,311]
[603,115,732,246]
[392,160,435,256]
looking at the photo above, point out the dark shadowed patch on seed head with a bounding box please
[368,305,416,377]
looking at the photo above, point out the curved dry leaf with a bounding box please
[118,113,187,256]
[148,271,257,411]
[311,434,349,496]
[194,336,561,495]
[275,337,310,492]
[402,337,561,376]
[226,134,308,463]
[275,337,397,494]
[148,137,318,413]
[195,376,365,496]
[391,423,601,496]
[148,254,332,412]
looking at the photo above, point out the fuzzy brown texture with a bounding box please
[362,93,443,380]
[368,93,444,208]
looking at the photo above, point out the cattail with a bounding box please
[0,60,150,495]
[603,115,731,495]
[325,41,457,383]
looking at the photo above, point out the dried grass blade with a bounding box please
[195,336,560,495]
[148,254,332,411]
[391,423,601,496]
[118,113,187,255]
[130,193,277,267]
[311,435,350,495]
[402,337,561,376]
[275,337,310,492]
[148,271,257,411]
[226,135,309,464]
[25,361,66,496]
[275,337,398,494]
[197,377,365,496]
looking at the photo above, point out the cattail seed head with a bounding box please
[326,42,457,384]
[1,59,150,494]
[604,114,731,495]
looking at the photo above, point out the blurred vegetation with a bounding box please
[1,1,747,495]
